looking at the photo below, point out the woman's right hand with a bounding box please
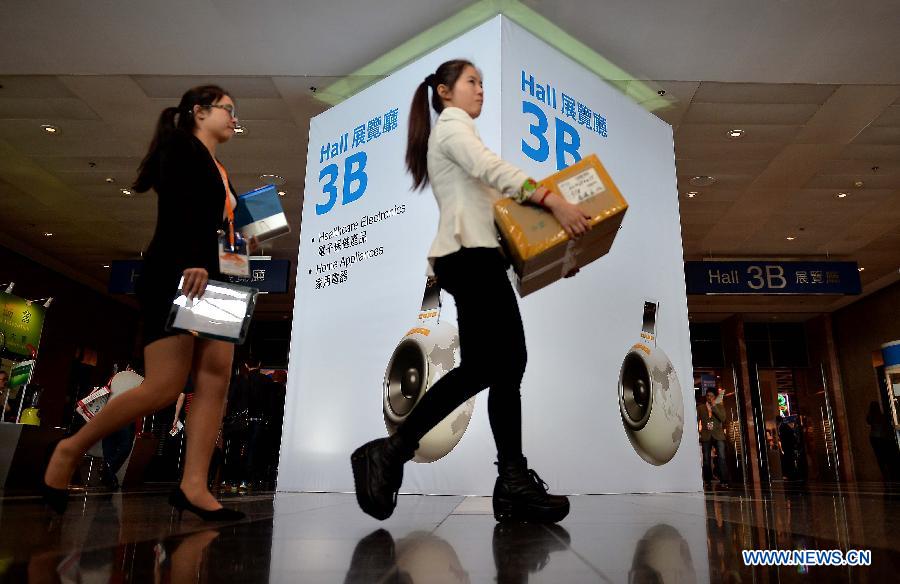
[539,188,592,238]
[182,267,209,299]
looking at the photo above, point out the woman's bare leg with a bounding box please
[179,337,233,510]
[44,335,195,489]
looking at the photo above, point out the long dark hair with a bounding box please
[406,59,474,190]
[133,84,230,192]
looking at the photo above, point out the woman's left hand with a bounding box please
[543,191,593,239]
[182,267,209,299]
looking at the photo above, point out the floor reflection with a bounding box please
[493,523,571,583]
[341,522,572,583]
[343,529,409,583]
[153,529,221,584]
[630,524,697,584]
[2,485,900,583]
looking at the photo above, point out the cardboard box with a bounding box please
[494,154,628,296]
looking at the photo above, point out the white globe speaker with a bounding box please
[383,278,474,463]
[618,300,684,465]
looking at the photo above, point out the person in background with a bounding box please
[778,415,803,481]
[698,387,729,488]
[172,379,224,488]
[867,400,899,481]
[222,363,249,491]
[0,370,10,420]
[101,363,149,491]
[231,358,279,489]
[266,370,287,487]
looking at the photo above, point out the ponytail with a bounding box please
[133,84,230,193]
[404,59,474,191]
[406,80,433,190]
[134,107,180,192]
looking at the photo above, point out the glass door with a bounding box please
[757,366,840,483]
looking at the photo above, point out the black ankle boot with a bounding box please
[492,457,570,523]
[351,433,417,520]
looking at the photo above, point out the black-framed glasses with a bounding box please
[202,104,237,118]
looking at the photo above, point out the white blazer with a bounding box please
[426,106,530,260]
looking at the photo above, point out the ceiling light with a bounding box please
[858,267,865,272]
[105,177,115,184]
[40,124,58,134]
[727,129,745,138]
[43,232,53,237]
[234,125,245,135]
[786,236,795,241]
[854,180,864,188]
[837,192,848,198]
[259,174,286,186]
[278,190,286,197]
[689,175,716,187]
[102,264,110,268]
[120,188,133,196]
[686,191,698,198]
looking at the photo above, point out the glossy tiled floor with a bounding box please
[1,482,899,582]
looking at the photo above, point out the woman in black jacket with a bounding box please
[43,85,244,520]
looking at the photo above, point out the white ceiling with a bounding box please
[2,1,899,84]
[0,1,898,319]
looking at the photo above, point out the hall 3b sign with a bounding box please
[684,261,862,295]
[109,259,292,294]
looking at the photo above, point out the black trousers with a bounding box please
[702,439,730,483]
[397,247,526,463]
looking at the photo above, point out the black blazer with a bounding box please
[143,131,235,282]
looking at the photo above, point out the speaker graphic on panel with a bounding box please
[383,279,475,462]
[618,301,684,465]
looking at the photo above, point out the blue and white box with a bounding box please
[234,184,291,243]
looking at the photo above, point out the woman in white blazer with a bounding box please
[352,59,591,523]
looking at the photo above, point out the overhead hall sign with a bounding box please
[109,259,292,294]
[684,261,862,295]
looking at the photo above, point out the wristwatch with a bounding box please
[520,178,538,199]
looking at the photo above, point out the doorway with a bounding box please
[755,367,840,483]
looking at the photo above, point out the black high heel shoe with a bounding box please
[168,488,245,521]
[41,440,70,515]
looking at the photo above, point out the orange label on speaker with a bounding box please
[632,343,651,355]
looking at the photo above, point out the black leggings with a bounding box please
[397,247,526,463]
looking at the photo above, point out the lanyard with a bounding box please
[214,160,236,247]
